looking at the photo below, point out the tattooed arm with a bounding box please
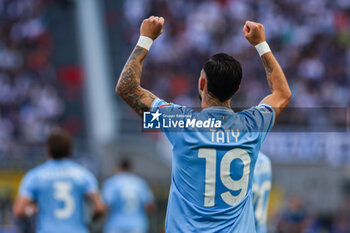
[259,52,291,119]
[243,21,291,120]
[116,16,164,116]
[116,46,156,116]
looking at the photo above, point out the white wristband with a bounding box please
[255,41,271,57]
[136,36,153,51]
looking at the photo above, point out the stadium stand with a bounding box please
[0,0,62,154]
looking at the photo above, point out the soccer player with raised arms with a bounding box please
[116,16,291,232]
[13,129,106,233]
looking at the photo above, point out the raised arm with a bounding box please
[243,21,291,121]
[116,16,164,116]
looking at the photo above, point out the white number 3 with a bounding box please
[53,181,75,219]
[198,148,251,207]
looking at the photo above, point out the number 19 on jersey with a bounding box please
[198,148,251,207]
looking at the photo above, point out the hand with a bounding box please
[140,16,164,40]
[243,21,266,46]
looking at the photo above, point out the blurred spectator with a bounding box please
[0,0,63,154]
[276,196,309,233]
[330,198,350,233]
[273,195,350,233]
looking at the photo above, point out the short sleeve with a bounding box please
[150,98,173,110]
[83,170,98,194]
[150,98,184,115]
[19,171,37,201]
[150,98,192,145]
[241,103,275,142]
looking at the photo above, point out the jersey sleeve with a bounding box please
[150,98,192,145]
[19,171,37,201]
[83,169,98,195]
[241,103,275,142]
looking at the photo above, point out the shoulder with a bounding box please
[239,104,273,117]
[24,161,49,178]
[134,176,151,191]
[65,161,98,184]
[238,104,275,131]
[22,169,38,182]
[134,175,148,185]
[101,177,116,194]
[151,98,195,113]
[120,173,147,187]
[68,160,94,174]
[104,174,128,188]
[20,163,48,189]
[103,175,117,187]
[122,173,141,183]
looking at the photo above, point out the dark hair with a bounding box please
[119,158,131,171]
[47,128,72,159]
[203,53,242,102]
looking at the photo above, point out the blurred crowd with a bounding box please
[273,196,350,233]
[0,0,63,154]
[121,0,350,109]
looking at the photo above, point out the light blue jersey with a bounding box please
[253,153,272,233]
[150,98,275,233]
[19,159,98,233]
[102,172,154,233]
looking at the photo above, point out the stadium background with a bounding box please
[0,0,349,232]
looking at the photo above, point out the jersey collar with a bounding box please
[201,106,234,113]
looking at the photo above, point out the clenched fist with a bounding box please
[243,21,266,46]
[140,16,164,40]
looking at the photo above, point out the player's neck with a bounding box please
[201,94,231,109]
[117,169,130,173]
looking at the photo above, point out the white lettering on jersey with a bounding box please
[210,129,240,143]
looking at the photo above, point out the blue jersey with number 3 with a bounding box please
[253,153,272,233]
[18,159,98,233]
[151,98,275,233]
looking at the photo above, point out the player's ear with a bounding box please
[199,71,206,92]
[199,77,206,91]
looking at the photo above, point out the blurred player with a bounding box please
[102,158,155,233]
[253,152,272,233]
[115,16,291,232]
[13,129,105,233]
